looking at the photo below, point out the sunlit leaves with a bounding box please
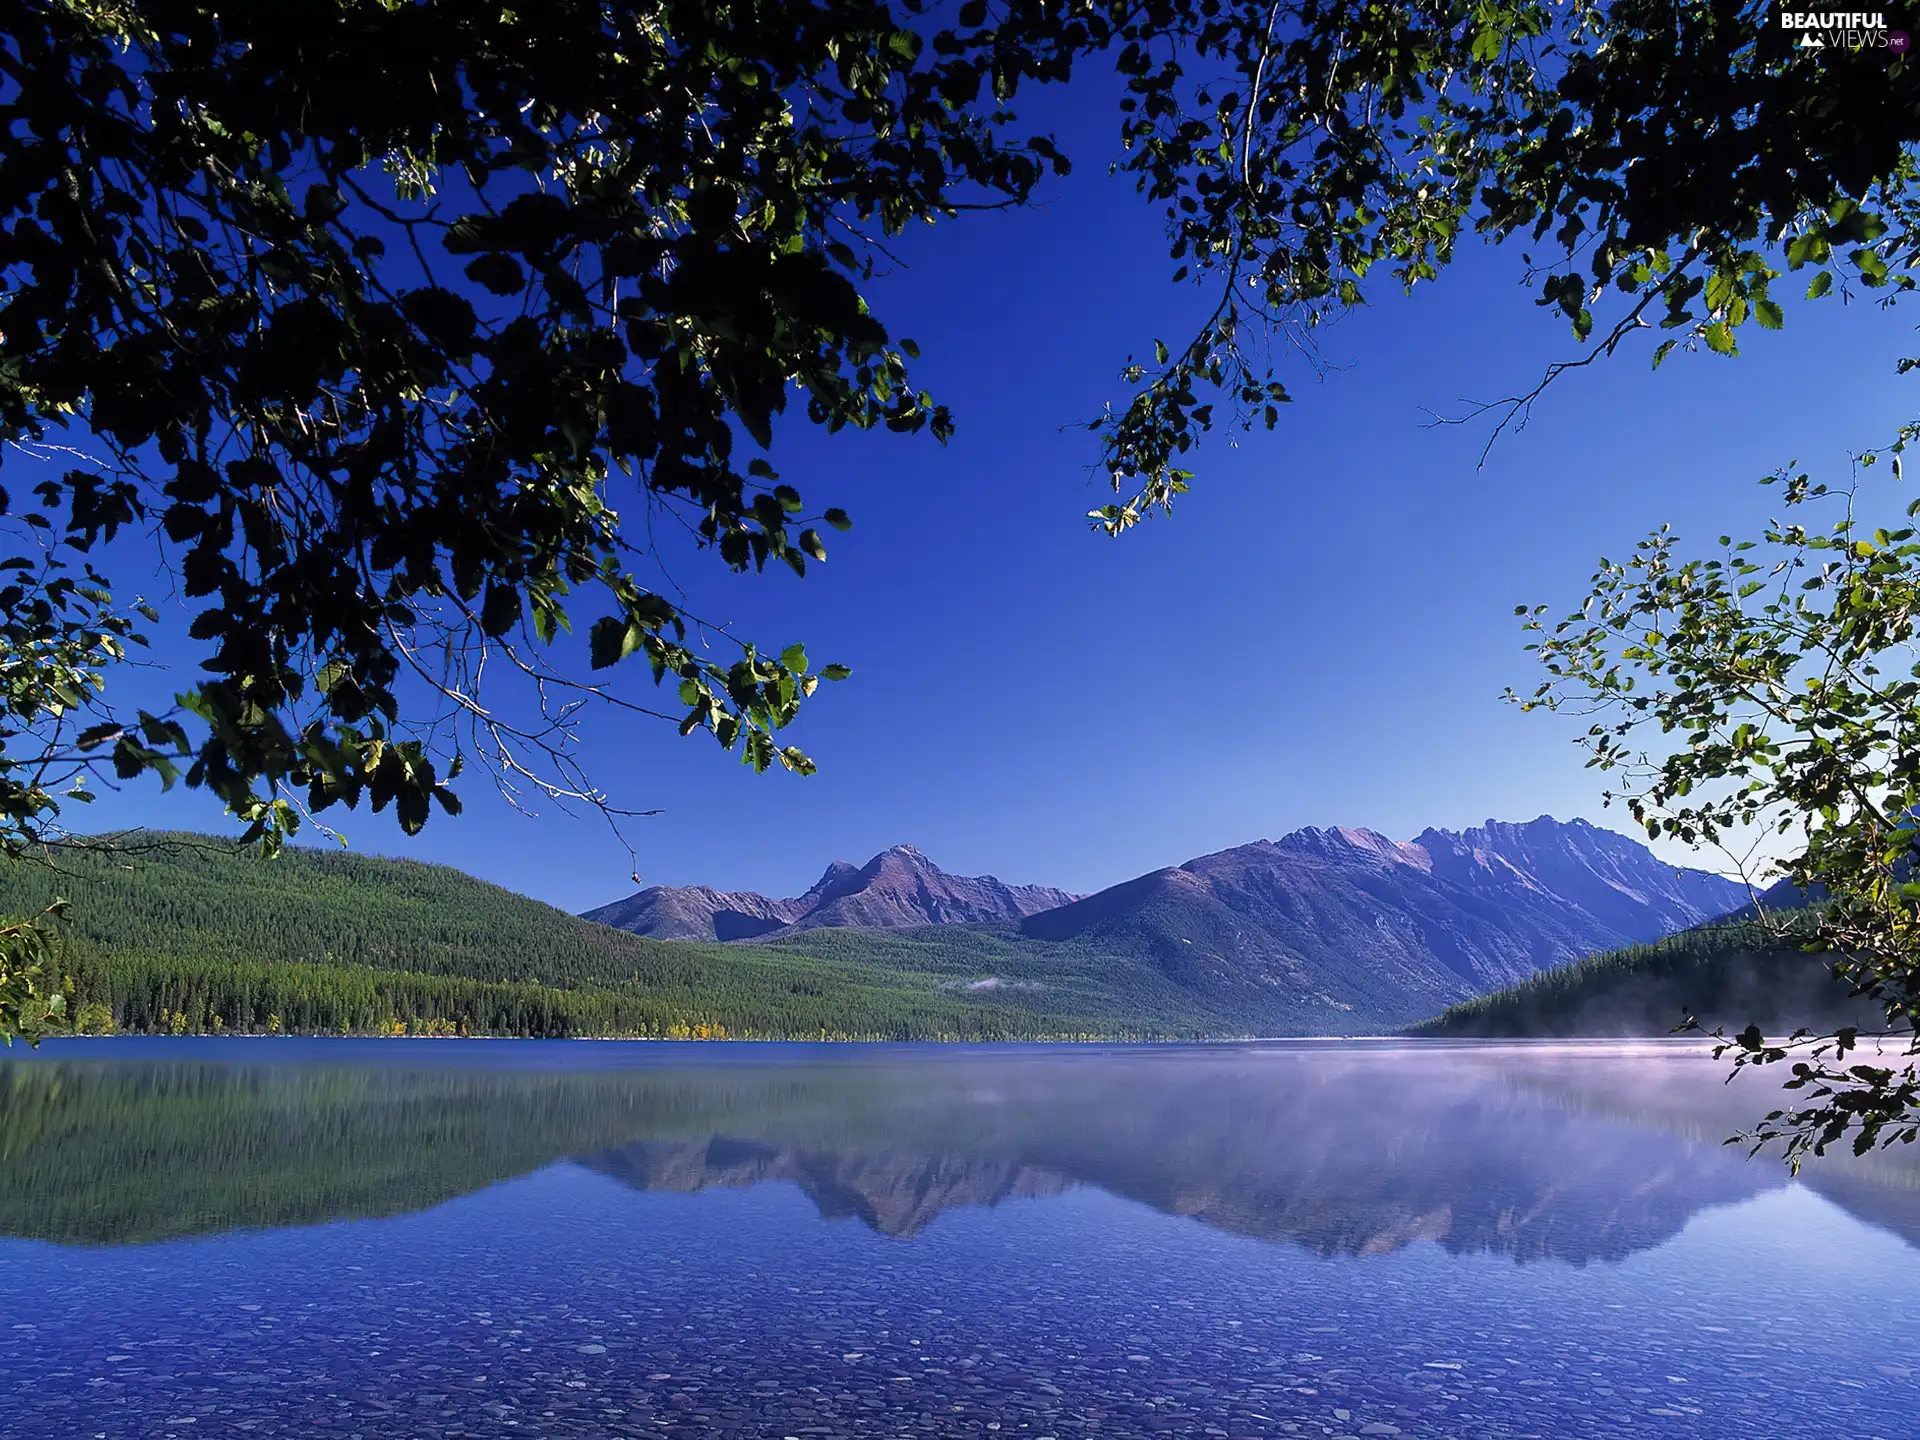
[0,906,69,1047]
[1513,467,1920,1163]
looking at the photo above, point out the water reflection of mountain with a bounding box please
[571,1053,1826,1264]
[579,1138,1073,1237]
[1,1042,1913,1262]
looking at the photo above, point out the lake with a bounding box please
[0,1039,1914,1439]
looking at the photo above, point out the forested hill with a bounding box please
[1409,918,1879,1038]
[0,836,1099,1040]
[0,835,1377,1041]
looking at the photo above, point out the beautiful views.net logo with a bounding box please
[1778,7,1912,50]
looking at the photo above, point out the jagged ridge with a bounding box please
[1020,815,1748,1015]
[584,843,1079,942]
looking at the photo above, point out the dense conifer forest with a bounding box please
[1410,918,1877,1038]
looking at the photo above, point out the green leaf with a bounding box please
[589,616,643,669]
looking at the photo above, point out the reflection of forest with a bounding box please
[1,1042,1913,1260]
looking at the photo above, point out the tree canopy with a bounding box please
[0,0,1915,1043]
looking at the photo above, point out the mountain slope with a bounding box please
[585,843,1077,942]
[791,844,1079,930]
[1412,818,1749,941]
[1023,817,1747,1016]
[580,883,808,942]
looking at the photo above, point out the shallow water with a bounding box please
[0,1038,1914,1439]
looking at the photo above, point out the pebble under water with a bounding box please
[0,1039,1914,1439]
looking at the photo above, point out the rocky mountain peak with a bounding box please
[1026,815,1748,1011]
[585,845,1080,942]
[1268,825,1427,869]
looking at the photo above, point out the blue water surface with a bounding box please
[0,1039,1913,1439]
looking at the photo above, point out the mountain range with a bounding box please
[583,843,1078,941]
[588,816,1748,1017]
[1021,817,1747,1008]
[3,815,1752,1041]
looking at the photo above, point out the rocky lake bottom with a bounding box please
[0,1038,1914,1439]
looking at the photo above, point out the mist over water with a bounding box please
[0,1039,1914,1437]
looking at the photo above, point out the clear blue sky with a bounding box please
[60,112,1917,913]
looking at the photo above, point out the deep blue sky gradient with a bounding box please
[49,112,1917,913]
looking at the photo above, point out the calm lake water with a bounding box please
[0,1039,1914,1439]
